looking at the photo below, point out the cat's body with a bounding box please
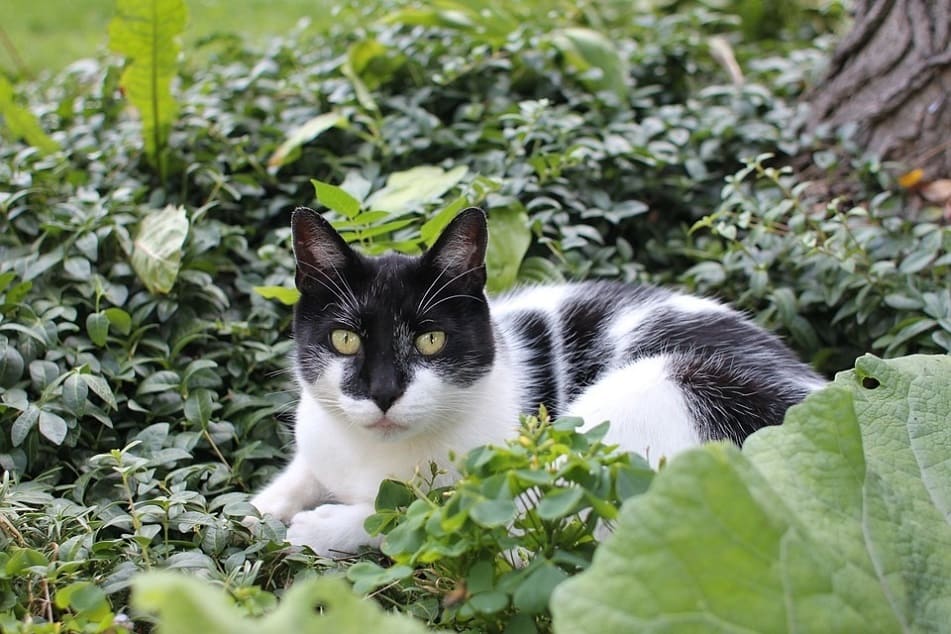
[249,208,824,557]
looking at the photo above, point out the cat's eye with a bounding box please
[330,329,361,355]
[415,330,446,356]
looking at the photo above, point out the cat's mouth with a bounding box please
[366,416,409,434]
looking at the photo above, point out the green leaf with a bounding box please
[0,342,24,387]
[0,74,60,154]
[184,389,214,426]
[108,0,187,176]
[469,497,517,527]
[55,582,110,619]
[138,370,181,395]
[5,547,48,575]
[38,410,68,445]
[269,112,346,168]
[86,312,110,347]
[346,561,414,595]
[486,207,532,293]
[131,205,189,294]
[11,405,39,447]
[374,479,416,512]
[103,308,133,335]
[512,560,569,615]
[311,179,362,219]
[549,28,629,100]
[132,572,428,633]
[252,285,301,305]
[364,165,468,215]
[62,374,89,414]
[469,591,509,615]
[419,196,468,247]
[80,374,117,410]
[552,354,951,633]
[536,486,584,521]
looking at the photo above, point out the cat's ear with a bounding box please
[291,207,356,291]
[423,207,488,289]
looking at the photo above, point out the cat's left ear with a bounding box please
[423,207,488,290]
[291,207,357,292]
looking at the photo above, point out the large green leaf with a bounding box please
[131,205,189,295]
[132,572,428,634]
[0,74,60,155]
[108,0,187,176]
[549,28,629,100]
[364,165,468,215]
[552,354,951,633]
[486,207,531,293]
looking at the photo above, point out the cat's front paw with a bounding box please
[247,491,300,524]
[286,503,379,559]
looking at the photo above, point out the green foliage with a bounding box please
[684,154,951,372]
[0,0,946,630]
[108,0,187,180]
[552,354,951,633]
[351,410,653,632]
[132,573,428,634]
[0,75,60,155]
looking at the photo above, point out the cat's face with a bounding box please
[291,207,495,441]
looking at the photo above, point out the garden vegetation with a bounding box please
[0,0,949,632]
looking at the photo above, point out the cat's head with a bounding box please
[291,206,495,441]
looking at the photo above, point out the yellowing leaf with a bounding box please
[898,168,924,188]
[131,205,189,295]
[252,286,301,305]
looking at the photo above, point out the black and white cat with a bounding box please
[249,207,824,557]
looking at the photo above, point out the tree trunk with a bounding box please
[806,0,951,180]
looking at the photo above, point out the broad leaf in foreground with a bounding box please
[132,572,428,634]
[552,354,951,633]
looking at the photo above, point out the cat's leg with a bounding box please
[286,501,379,558]
[248,454,327,523]
[565,354,701,468]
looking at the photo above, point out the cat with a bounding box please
[248,206,825,558]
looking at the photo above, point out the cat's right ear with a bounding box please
[291,207,356,291]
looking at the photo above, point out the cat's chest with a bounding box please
[294,393,457,501]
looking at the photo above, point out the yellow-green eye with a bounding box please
[330,329,361,355]
[415,330,446,356]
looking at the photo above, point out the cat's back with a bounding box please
[491,281,823,443]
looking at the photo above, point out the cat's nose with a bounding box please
[370,383,403,412]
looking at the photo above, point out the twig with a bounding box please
[0,26,30,77]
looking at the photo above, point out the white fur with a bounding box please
[567,355,699,465]
[251,333,523,557]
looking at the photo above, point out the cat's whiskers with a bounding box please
[420,293,485,316]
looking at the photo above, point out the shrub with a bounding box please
[0,0,946,630]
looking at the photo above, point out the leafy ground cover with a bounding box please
[1,0,949,631]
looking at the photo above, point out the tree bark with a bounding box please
[806,0,951,180]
